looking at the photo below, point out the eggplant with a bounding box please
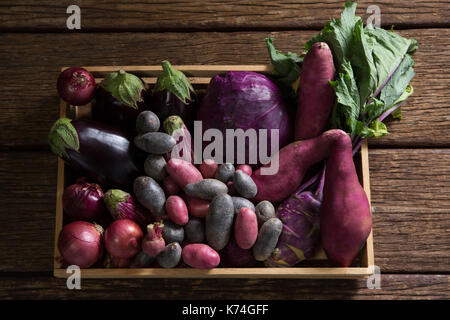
[48,118,143,189]
[151,90,195,128]
[93,69,150,131]
[163,115,193,162]
[151,61,196,128]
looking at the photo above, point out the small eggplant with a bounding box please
[163,115,193,163]
[93,69,150,130]
[103,189,153,229]
[151,61,196,127]
[48,118,143,189]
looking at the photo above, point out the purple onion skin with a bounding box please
[63,181,106,221]
[197,71,293,165]
[66,119,144,190]
[266,191,321,267]
[93,86,150,132]
[151,90,195,129]
[112,194,153,229]
[58,221,104,268]
[57,67,96,106]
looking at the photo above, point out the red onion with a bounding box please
[58,221,104,268]
[57,67,96,105]
[104,219,143,259]
[63,180,106,221]
[103,189,153,228]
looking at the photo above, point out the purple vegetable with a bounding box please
[48,118,143,189]
[163,115,193,163]
[151,61,195,127]
[266,168,325,267]
[130,251,154,268]
[93,69,150,130]
[104,189,153,228]
[220,235,256,268]
[197,71,293,165]
[62,180,106,221]
[142,222,166,258]
[57,67,96,106]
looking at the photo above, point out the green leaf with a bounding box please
[389,84,414,120]
[391,107,402,120]
[329,59,360,136]
[363,97,385,121]
[351,20,377,103]
[48,118,80,158]
[394,84,414,107]
[370,120,389,138]
[364,25,412,88]
[154,60,195,104]
[307,1,360,69]
[407,39,419,55]
[379,55,415,109]
[265,38,302,94]
[356,120,388,139]
[100,69,146,110]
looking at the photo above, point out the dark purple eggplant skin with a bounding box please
[93,86,150,132]
[151,90,195,129]
[66,119,144,190]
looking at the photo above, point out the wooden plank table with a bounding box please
[0,1,448,299]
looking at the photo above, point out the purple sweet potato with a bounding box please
[234,207,258,249]
[182,243,220,269]
[321,134,372,267]
[252,129,347,203]
[295,42,335,140]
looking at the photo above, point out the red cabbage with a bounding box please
[197,71,293,165]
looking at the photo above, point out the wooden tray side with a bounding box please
[54,65,374,278]
[360,141,375,273]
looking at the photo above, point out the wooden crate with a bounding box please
[53,65,375,279]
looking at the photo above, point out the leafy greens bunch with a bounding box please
[267,1,417,142]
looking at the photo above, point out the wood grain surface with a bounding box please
[0,0,449,31]
[1,149,448,274]
[0,274,448,299]
[0,29,449,148]
[0,0,448,300]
